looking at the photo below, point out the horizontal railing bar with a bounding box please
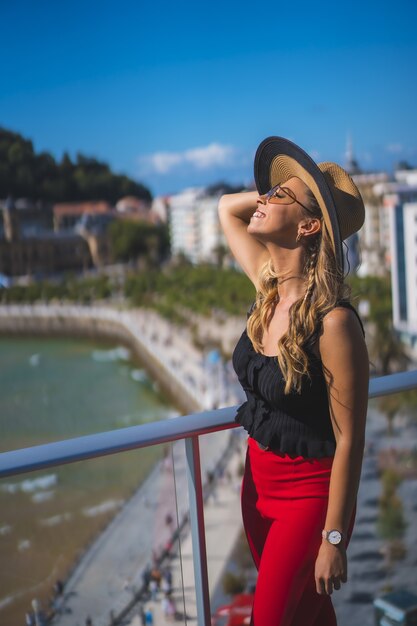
[368,368,417,398]
[1,369,417,478]
[0,407,236,478]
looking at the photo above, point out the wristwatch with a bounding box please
[322,529,344,545]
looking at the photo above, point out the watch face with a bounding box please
[328,530,342,545]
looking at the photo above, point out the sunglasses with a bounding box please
[263,184,315,215]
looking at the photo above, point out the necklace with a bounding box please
[276,274,305,285]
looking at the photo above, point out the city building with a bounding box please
[0,198,105,278]
[354,186,391,277]
[53,201,112,231]
[343,137,391,276]
[378,168,417,355]
[198,195,227,264]
[151,196,170,223]
[115,196,162,224]
[0,201,93,278]
[168,188,230,265]
[0,193,165,278]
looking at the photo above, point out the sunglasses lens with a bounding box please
[267,185,293,204]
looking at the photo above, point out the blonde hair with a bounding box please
[247,190,350,394]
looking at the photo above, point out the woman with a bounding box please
[218,137,369,626]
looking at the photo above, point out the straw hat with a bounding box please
[254,136,365,273]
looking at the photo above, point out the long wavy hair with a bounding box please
[246,189,351,394]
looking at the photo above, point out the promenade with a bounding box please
[45,430,246,626]
[124,439,245,626]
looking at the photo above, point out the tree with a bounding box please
[348,274,409,375]
[109,220,169,265]
[377,468,407,572]
[0,126,152,203]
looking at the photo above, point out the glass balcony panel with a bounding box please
[0,444,186,626]
[198,428,252,625]
[331,392,417,625]
[167,429,252,620]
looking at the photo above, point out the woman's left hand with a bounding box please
[314,542,347,595]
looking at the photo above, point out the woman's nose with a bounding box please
[257,195,267,206]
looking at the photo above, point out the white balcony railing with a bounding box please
[1,369,417,626]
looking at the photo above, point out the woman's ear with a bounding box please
[298,218,321,239]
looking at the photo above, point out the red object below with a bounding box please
[213,592,254,626]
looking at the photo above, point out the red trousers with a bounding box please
[241,436,356,626]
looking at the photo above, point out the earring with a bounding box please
[296,233,302,243]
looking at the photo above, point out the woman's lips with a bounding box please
[252,210,266,218]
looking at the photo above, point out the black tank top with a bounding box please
[232,300,365,458]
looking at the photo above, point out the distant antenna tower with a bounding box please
[345,132,361,174]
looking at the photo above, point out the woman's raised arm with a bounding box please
[218,191,270,289]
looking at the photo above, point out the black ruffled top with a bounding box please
[232,300,365,458]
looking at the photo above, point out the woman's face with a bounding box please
[247,176,313,244]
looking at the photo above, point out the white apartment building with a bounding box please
[381,169,417,354]
[198,195,226,263]
[168,188,227,264]
[351,173,391,277]
[356,198,391,277]
[168,188,202,264]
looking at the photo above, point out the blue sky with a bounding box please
[1,0,417,196]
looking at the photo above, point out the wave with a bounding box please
[18,539,31,551]
[1,473,57,494]
[116,413,142,426]
[82,499,124,517]
[31,490,55,504]
[0,595,14,610]
[130,368,148,382]
[39,512,72,527]
[91,346,131,363]
[29,353,41,366]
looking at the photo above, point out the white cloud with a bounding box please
[148,152,183,174]
[138,142,235,175]
[184,143,234,169]
[386,143,403,154]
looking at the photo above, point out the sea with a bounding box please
[0,335,178,625]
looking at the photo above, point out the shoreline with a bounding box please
[0,303,209,416]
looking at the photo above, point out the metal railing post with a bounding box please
[185,435,211,626]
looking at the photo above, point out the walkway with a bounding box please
[50,430,246,626]
[124,436,246,626]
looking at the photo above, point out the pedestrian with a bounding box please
[31,598,46,626]
[218,136,369,625]
[161,592,176,622]
[142,563,152,592]
[53,579,64,597]
[144,606,154,625]
[149,578,158,602]
[25,612,35,626]
[161,573,172,595]
[162,565,173,587]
